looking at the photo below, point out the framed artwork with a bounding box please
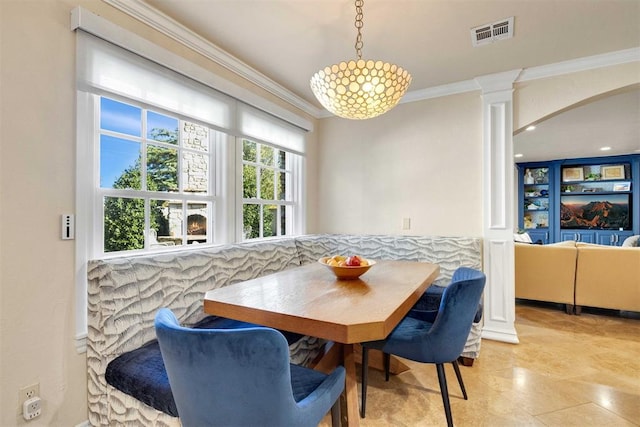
[562,167,584,182]
[613,182,631,192]
[601,165,625,180]
[560,194,630,230]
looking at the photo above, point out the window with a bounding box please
[241,139,298,239]
[77,31,308,256]
[98,96,219,253]
[74,20,311,346]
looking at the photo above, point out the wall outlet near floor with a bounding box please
[23,397,42,420]
[18,383,39,415]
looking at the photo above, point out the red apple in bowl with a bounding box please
[345,255,361,266]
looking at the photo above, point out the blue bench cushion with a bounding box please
[105,339,178,416]
[192,316,304,345]
[105,316,306,416]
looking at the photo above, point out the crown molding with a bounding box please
[517,47,640,82]
[401,79,481,103]
[101,0,323,118]
[101,0,639,119]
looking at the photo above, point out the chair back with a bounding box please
[424,267,486,363]
[155,308,302,426]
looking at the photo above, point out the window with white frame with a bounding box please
[77,30,307,258]
[98,95,220,252]
[241,139,298,239]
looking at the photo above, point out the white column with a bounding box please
[476,70,521,344]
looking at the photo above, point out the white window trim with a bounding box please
[236,139,303,241]
[93,94,221,255]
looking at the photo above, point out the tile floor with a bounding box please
[323,301,640,426]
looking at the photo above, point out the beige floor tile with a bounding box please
[535,402,637,427]
[320,302,640,427]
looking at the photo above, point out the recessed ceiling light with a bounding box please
[600,146,611,151]
[526,125,536,131]
[514,153,524,158]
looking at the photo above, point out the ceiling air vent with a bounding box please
[471,17,514,47]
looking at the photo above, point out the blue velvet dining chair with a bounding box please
[360,267,486,426]
[155,308,345,427]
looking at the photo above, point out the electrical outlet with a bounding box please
[402,217,411,230]
[23,397,42,420]
[18,384,39,415]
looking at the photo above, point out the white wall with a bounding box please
[1,2,85,425]
[315,92,483,237]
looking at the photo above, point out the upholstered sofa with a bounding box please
[574,242,640,313]
[515,239,640,314]
[515,241,578,313]
[87,234,482,426]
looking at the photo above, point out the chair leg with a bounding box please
[451,360,468,400]
[436,363,454,427]
[383,352,390,382]
[331,399,341,427]
[360,346,369,418]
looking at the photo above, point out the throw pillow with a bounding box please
[514,232,533,243]
[621,235,640,247]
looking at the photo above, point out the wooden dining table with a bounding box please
[203,259,440,426]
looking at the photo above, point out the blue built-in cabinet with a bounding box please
[518,155,639,245]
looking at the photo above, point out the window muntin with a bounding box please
[242,139,296,240]
[98,95,216,253]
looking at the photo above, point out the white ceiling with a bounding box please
[132,0,640,160]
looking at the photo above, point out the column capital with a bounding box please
[475,69,522,94]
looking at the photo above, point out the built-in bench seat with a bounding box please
[87,234,482,426]
[105,315,304,417]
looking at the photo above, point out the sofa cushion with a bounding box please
[575,244,640,312]
[105,316,304,416]
[515,241,577,305]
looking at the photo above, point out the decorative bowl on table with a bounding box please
[318,256,376,280]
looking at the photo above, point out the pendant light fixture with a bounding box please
[310,0,412,120]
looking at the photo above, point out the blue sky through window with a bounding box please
[100,97,141,137]
[100,98,181,188]
[100,98,142,188]
[100,135,140,189]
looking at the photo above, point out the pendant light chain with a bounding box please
[354,0,364,60]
